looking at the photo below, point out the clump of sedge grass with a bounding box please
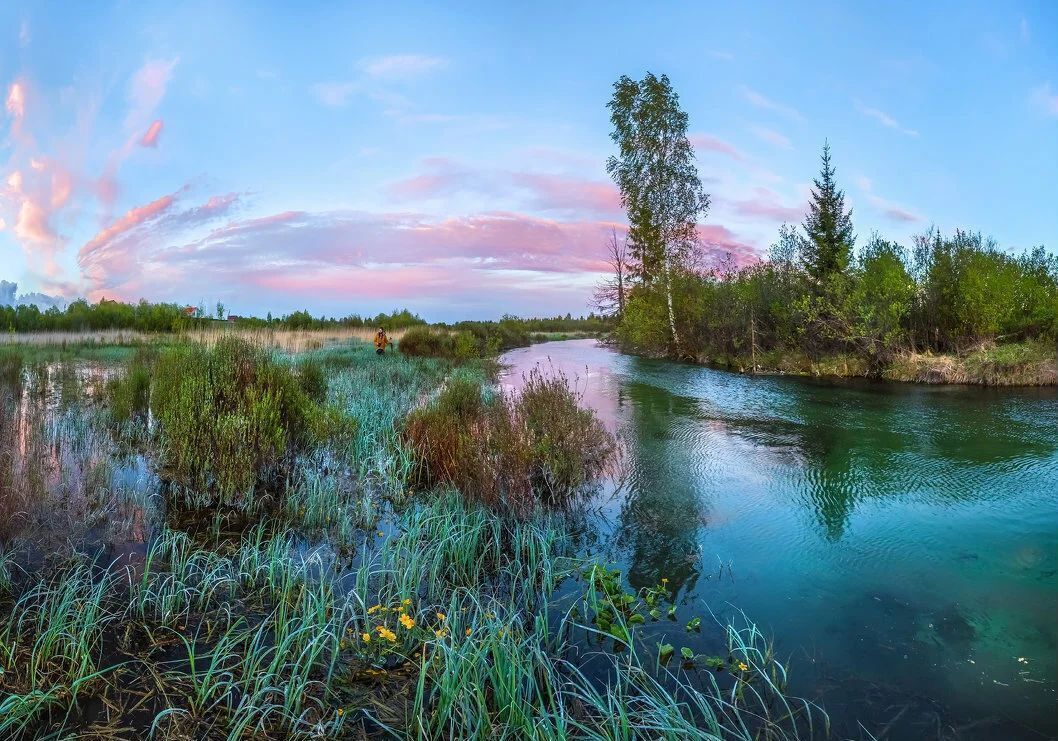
[150,337,326,507]
[405,366,615,512]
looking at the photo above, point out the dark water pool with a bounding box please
[501,339,1057,740]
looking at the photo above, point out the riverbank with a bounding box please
[673,339,1057,386]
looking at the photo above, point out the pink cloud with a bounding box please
[725,187,804,222]
[389,159,621,216]
[50,168,73,208]
[140,119,164,147]
[80,193,178,261]
[509,173,621,214]
[880,205,920,223]
[690,134,746,161]
[125,59,177,131]
[696,224,761,267]
[14,198,55,244]
[751,125,792,150]
[71,185,763,318]
[6,80,26,119]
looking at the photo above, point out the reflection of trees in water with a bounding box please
[0,367,154,565]
[608,364,1058,547]
[611,382,707,595]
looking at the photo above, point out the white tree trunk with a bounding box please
[663,255,680,354]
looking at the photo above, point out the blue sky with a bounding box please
[1,0,1056,320]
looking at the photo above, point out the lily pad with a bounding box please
[658,643,674,663]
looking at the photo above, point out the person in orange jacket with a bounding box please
[374,327,391,355]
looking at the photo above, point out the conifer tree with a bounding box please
[801,141,855,284]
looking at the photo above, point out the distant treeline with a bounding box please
[2,299,193,333]
[2,298,611,346]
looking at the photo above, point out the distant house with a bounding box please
[227,315,241,323]
[183,306,197,317]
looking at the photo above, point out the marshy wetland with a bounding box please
[0,333,1054,739]
[0,333,824,740]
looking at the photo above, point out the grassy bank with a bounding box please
[0,334,825,738]
[691,339,1056,386]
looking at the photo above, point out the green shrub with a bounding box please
[399,327,458,358]
[151,338,317,504]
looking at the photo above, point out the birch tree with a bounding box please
[606,72,709,354]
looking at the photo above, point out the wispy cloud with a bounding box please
[689,133,746,161]
[140,119,164,147]
[855,174,921,223]
[751,125,792,150]
[739,86,804,123]
[311,54,447,108]
[1019,16,1029,42]
[360,54,447,80]
[854,100,919,136]
[1030,83,1058,118]
[388,158,621,216]
[723,187,804,223]
[311,81,359,107]
[125,58,178,132]
[707,50,734,61]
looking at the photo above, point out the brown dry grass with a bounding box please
[0,326,408,353]
[0,329,145,346]
[884,341,1057,386]
[185,325,408,353]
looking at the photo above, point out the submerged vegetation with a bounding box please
[0,333,824,738]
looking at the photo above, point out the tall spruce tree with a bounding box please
[801,141,855,283]
[606,72,709,353]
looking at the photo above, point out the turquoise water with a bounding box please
[501,339,1058,740]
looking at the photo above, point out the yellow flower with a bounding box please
[661,578,668,584]
[362,632,371,643]
[367,604,381,615]
[377,531,384,537]
[737,662,749,672]
[465,628,473,636]
[402,598,411,605]
[399,613,416,630]
[378,627,397,642]
[436,612,446,621]
[434,627,449,638]
[337,708,344,717]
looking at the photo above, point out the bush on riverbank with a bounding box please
[405,366,615,511]
[399,319,535,360]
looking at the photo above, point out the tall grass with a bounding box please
[405,366,617,512]
[151,337,322,505]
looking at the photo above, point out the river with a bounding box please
[500,339,1057,740]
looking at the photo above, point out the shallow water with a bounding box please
[501,339,1058,740]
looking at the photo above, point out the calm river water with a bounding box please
[501,339,1057,740]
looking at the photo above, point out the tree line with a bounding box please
[2,297,611,338]
[598,72,1057,371]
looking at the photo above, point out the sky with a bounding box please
[1,1,1056,321]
